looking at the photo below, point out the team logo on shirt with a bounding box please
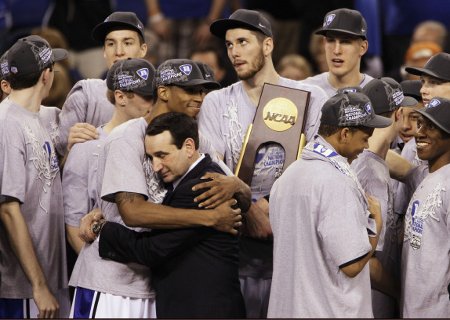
[323,14,336,27]
[136,68,149,80]
[179,64,192,76]
[262,97,297,132]
[410,200,423,249]
[404,183,444,250]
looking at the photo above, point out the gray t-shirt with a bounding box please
[401,164,450,318]
[268,136,373,318]
[57,79,114,155]
[198,78,328,278]
[0,100,68,299]
[63,127,108,227]
[302,72,374,97]
[351,150,401,317]
[69,118,154,299]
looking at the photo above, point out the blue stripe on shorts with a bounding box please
[73,287,96,318]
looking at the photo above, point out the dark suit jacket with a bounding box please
[99,154,245,318]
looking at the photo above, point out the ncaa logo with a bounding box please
[427,98,441,108]
[137,68,149,80]
[179,64,192,76]
[323,14,336,27]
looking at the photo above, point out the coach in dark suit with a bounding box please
[97,112,246,318]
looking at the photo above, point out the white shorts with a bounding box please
[69,287,156,318]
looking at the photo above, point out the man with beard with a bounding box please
[198,9,328,318]
[302,8,373,97]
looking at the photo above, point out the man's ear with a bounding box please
[115,90,127,106]
[184,137,196,157]
[339,127,352,143]
[263,37,274,57]
[158,86,169,102]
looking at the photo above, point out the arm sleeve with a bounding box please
[57,81,89,155]
[318,180,372,268]
[198,91,227,158]
[62,142,92,227]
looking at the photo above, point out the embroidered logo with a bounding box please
[137,68,149,80]
[427,98,441,108]
[179,64,192,76]
[142,156,166,204]
[323,14,336,27]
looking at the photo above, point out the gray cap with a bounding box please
[321,92,392,128]
[155,59,220,89]
[315,8,367,39]
[106,58,155,96]
[400,79,422,101]
[210,9,272,39]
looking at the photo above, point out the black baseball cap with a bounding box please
[210,9,272,39]
[336,86,362,94]
[315,8,367,39]
[405,52,450,81]
[106,58,155,97]
[416,97,450,134]
[400,80,422,101]
[92,11,145,43]
[7,35,68,79]
[363,77,417,114]
[155,59,220,90]
[321,92,392,128]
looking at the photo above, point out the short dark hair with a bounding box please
[9,67,51,90]
[146,112,199,149]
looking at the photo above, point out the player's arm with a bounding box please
[0,200,59,318]
[386,149,413,181]
[340,195,382,278]
[115,192,242,232]
[241,196,272,239]
[369,256,399,300]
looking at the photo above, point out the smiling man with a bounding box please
[401,97,450,318]
[303,8,373,97]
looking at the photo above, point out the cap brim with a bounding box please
[404,66,450,81]
[177,79,220,89]
[315,28,366,39]
[401,95,418,107]
[92,21,143,42]
[210,19,267,39]
[363,114,393,128]
[53,48,68,62]
[416,108,450,134]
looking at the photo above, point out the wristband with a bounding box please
[92,219,107,236]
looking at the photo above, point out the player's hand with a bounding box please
[193,173,238,209]
[32,284,59,318]
[67,123,98,152]
[242,198,272,239]
[210,199,242,235]
[79,208,103,243]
